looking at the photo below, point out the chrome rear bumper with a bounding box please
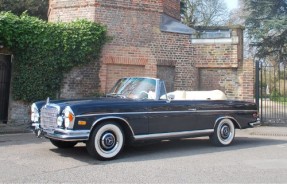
[249,118,261,127]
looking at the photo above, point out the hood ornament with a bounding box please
[46,97,50,105]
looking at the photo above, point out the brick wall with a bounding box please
[163,0,181,20]
[9,101,30,124]
[193,44,239,68]
[238,59,255,101]
[199,68,240,99]
[60,61,101,98]
[49,0,96,22]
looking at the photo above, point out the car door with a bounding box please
[147,100,202,134]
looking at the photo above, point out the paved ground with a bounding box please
[0,128,287,183]
[0,122,31,134]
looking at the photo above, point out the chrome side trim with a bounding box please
[215,116,242,129]
[76,110,257,118]
[134,129,214,141]
[91,116,135,137]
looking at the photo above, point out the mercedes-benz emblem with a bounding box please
[106,137,114,145]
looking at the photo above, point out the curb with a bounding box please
[0,124,32,134]
[242,126,287,137]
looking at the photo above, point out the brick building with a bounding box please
[49,0,254,100]
[2,0,254,124]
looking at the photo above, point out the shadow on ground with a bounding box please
[49,135,287,165]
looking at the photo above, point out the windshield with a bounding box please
[107,78,157,100]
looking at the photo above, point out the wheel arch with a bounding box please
[90,116,135,141]
[215,116,241,129]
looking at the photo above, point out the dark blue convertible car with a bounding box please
[31,77,260,160]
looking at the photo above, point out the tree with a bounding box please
[0,0,48,20]
[228,0,245,25]
[181,0,229,27]
[244,0,287,62]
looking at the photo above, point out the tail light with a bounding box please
[253,112,259,118]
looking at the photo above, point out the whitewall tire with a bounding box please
[87,122,124,160]
[210,118,235,146]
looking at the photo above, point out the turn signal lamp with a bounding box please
[78,121,87,126]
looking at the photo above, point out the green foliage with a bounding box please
[0,0,48,20]
[270,90,287,102]
[244,0,287,60]
[0,12,108,102]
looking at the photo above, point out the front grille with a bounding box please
[40,105,59,130]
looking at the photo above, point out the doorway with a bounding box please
[0,54,12,123]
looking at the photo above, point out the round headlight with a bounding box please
[63,106,75,129]
[57,116,63,127]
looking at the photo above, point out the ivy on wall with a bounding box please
[0,12,108,102]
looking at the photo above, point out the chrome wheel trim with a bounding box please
[94,124,123,158]
[101,132,116,150]
[216,119,235,145]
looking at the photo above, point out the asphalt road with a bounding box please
[0,131,287,183]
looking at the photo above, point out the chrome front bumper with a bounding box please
[32,122,90,142]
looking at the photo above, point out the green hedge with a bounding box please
[0,12,108,102]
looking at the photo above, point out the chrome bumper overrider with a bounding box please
[249,118,261,127]
[32,122,90,141]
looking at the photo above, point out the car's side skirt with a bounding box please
[134,129,214,141]
[42,129,214,142]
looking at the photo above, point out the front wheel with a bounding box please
[86,122,125,160]
[209,118,235,146]
[50,139,77,148]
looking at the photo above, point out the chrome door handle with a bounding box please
[188,108,197,111]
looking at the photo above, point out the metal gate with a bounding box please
[0,55,11,123]
[256,60,287,125]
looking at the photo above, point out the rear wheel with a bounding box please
[209,118,235,146]
[86,122,124,160]
[50,139,77,148]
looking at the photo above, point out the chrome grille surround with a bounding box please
[40,104,60,131]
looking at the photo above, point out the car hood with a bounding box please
[38,97,141,115]
[57,97,134,107]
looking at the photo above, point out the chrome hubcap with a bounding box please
[101,132,116,150]
[220,124,230,139]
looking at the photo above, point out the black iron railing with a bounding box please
[256,60,287,126]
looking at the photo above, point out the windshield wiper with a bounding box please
[106,93,127,99]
